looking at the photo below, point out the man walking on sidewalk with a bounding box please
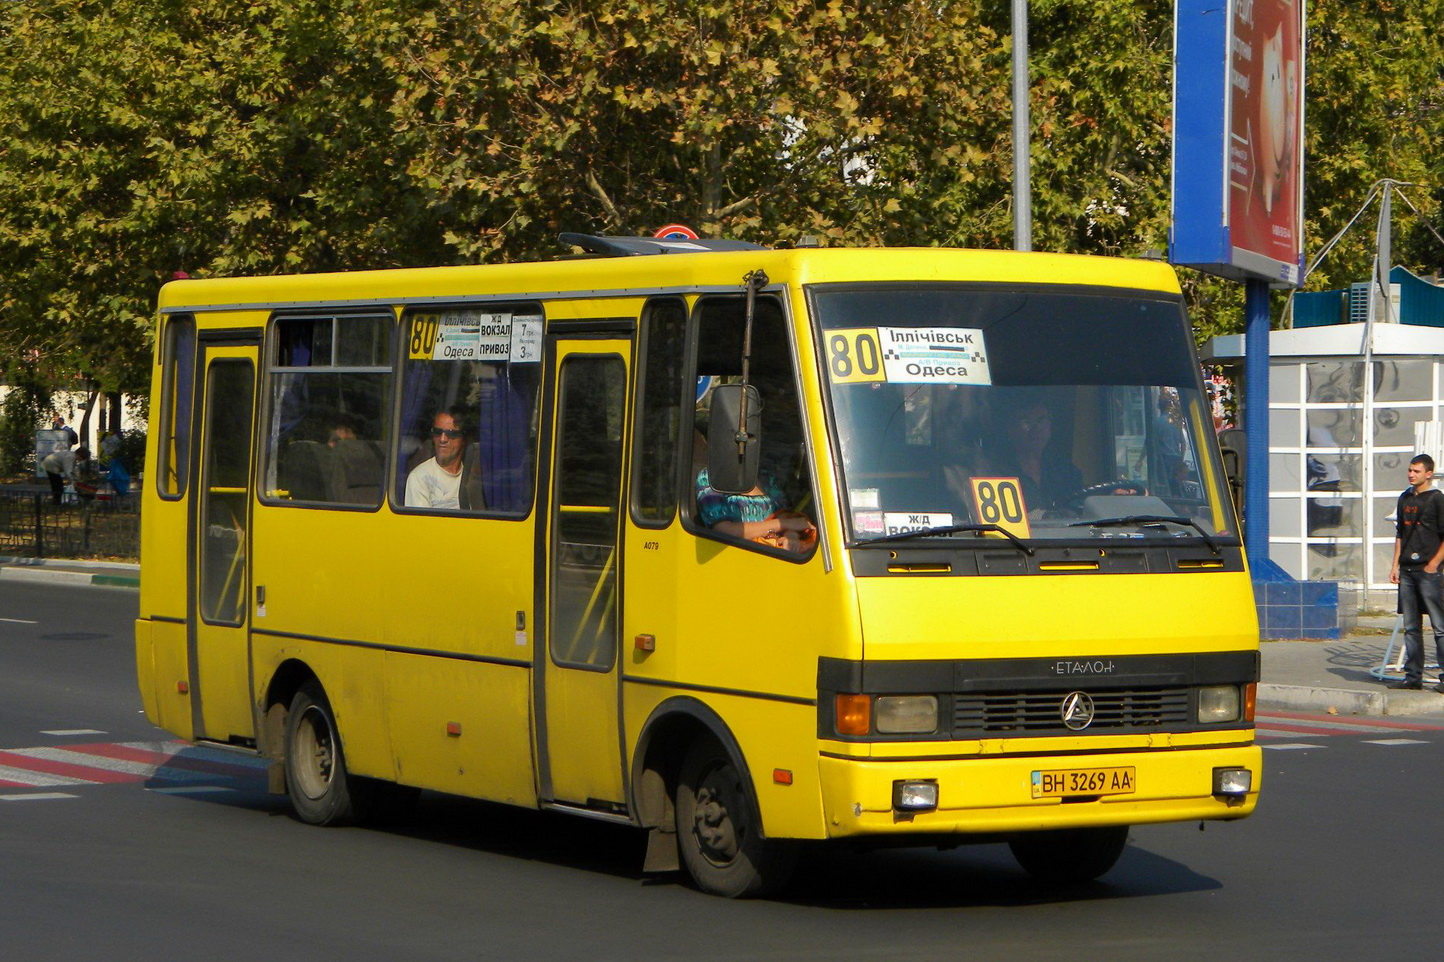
[1389,454,1444,691]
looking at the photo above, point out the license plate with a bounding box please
[1031,766,1136,799]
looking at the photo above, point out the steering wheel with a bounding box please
[1056,480,1146,508]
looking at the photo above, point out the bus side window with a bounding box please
[393,306,543,516]
[157,314,196,498]
[261,313,392,508]
[632,297,688,526]
[690,295,815,554]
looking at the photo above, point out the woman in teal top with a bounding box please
[695,467,815,551]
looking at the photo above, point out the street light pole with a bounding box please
[1012,0,1032,252]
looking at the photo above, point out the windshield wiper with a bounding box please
[857,523,1035,555]
[1069,515,1219,554]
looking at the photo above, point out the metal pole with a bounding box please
[1244,278,1271,574]
[1361,182,1389,593]
[1012,0,1032,252]
[1376,181,1393,323]
[33,492,43,559]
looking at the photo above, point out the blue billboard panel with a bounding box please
[1171,0,1305,287]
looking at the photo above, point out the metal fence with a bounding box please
[0,485,140,561]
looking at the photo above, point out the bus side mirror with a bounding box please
[706,384,761,494]
[1217,428,1245,513]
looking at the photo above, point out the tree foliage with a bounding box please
[0,0,1441,390]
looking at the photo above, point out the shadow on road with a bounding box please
[145,763,1222,907]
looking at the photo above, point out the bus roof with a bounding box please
[155,244,1183,314]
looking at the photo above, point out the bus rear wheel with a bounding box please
[284,682,358,826]
[1008,826,1129,883]
[675,740,795,898]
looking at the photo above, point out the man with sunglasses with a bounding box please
[405,407,469,509]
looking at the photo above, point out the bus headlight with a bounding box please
[1197,685,1241,723]
[875,695,939,734]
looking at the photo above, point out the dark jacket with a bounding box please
[1396,486,1444,567]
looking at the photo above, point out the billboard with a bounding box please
[1171,0,1305,287]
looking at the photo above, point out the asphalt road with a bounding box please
[0,580,1438,961]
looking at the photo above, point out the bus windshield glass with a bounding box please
[812,285,1237,546]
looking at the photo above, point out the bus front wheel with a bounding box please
[1008,826,1129,883]
[675,740,795,898]
[284,682,358,826]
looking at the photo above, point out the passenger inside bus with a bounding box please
[695,464,817,551]
[405,407,481,510]
[325,414,386,504]
[689,293,817,553]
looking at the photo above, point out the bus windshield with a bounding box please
[811,285,1237,546]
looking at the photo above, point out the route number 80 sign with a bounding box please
[968,477,1031,539]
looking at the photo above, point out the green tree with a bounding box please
[1,0,1442,377]
[371,0,1011,256]
[0,373,51,475]
[0,0,446,394]
[1301,0,1444,292]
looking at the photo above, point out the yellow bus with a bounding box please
[135,234,1260,897]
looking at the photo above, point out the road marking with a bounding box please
[0,617,39,624]
[0,763,99,787]
[0,740,269,792]
[1262,743,1322,751]
[1256,712,1444,742]
[1258,711,1444,732]
[1363,738,1430,746]
[41,729,106,736]
[8,747,226,783]
[1,792,77,801]
[1259,719,1421,735]
[0,749,135,784]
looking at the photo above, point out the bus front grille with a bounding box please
[953,687,1192,735]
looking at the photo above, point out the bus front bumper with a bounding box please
[818,744,1261,838]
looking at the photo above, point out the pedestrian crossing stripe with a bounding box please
[1255,711,1444,741]
[0,740,267,791]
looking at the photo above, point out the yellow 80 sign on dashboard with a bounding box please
[969,477,1031,539]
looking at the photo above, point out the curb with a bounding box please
[0,555,138,571]
[1258,682,1444,718]
[0,563,139,590]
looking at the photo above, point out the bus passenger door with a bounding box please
[536,339,630,811]
[187,340,259,744]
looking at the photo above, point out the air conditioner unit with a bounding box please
[1349,282,1402,324]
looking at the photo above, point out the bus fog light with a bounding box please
[893,779,939,812]
[1197,685,1241,723]
[876,695,939,734]
[1213,768,1252,797]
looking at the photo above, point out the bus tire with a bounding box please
[675,740,795,898]
[283,681,358,826]
[1008,826,1129,883]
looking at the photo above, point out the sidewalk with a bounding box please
[1258,614,1444,718]
[2,555,1440,718]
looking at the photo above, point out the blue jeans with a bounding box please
[1398,567,1444,684]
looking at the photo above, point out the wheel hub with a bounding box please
[692,780,740,864]
[294,705,335,800]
